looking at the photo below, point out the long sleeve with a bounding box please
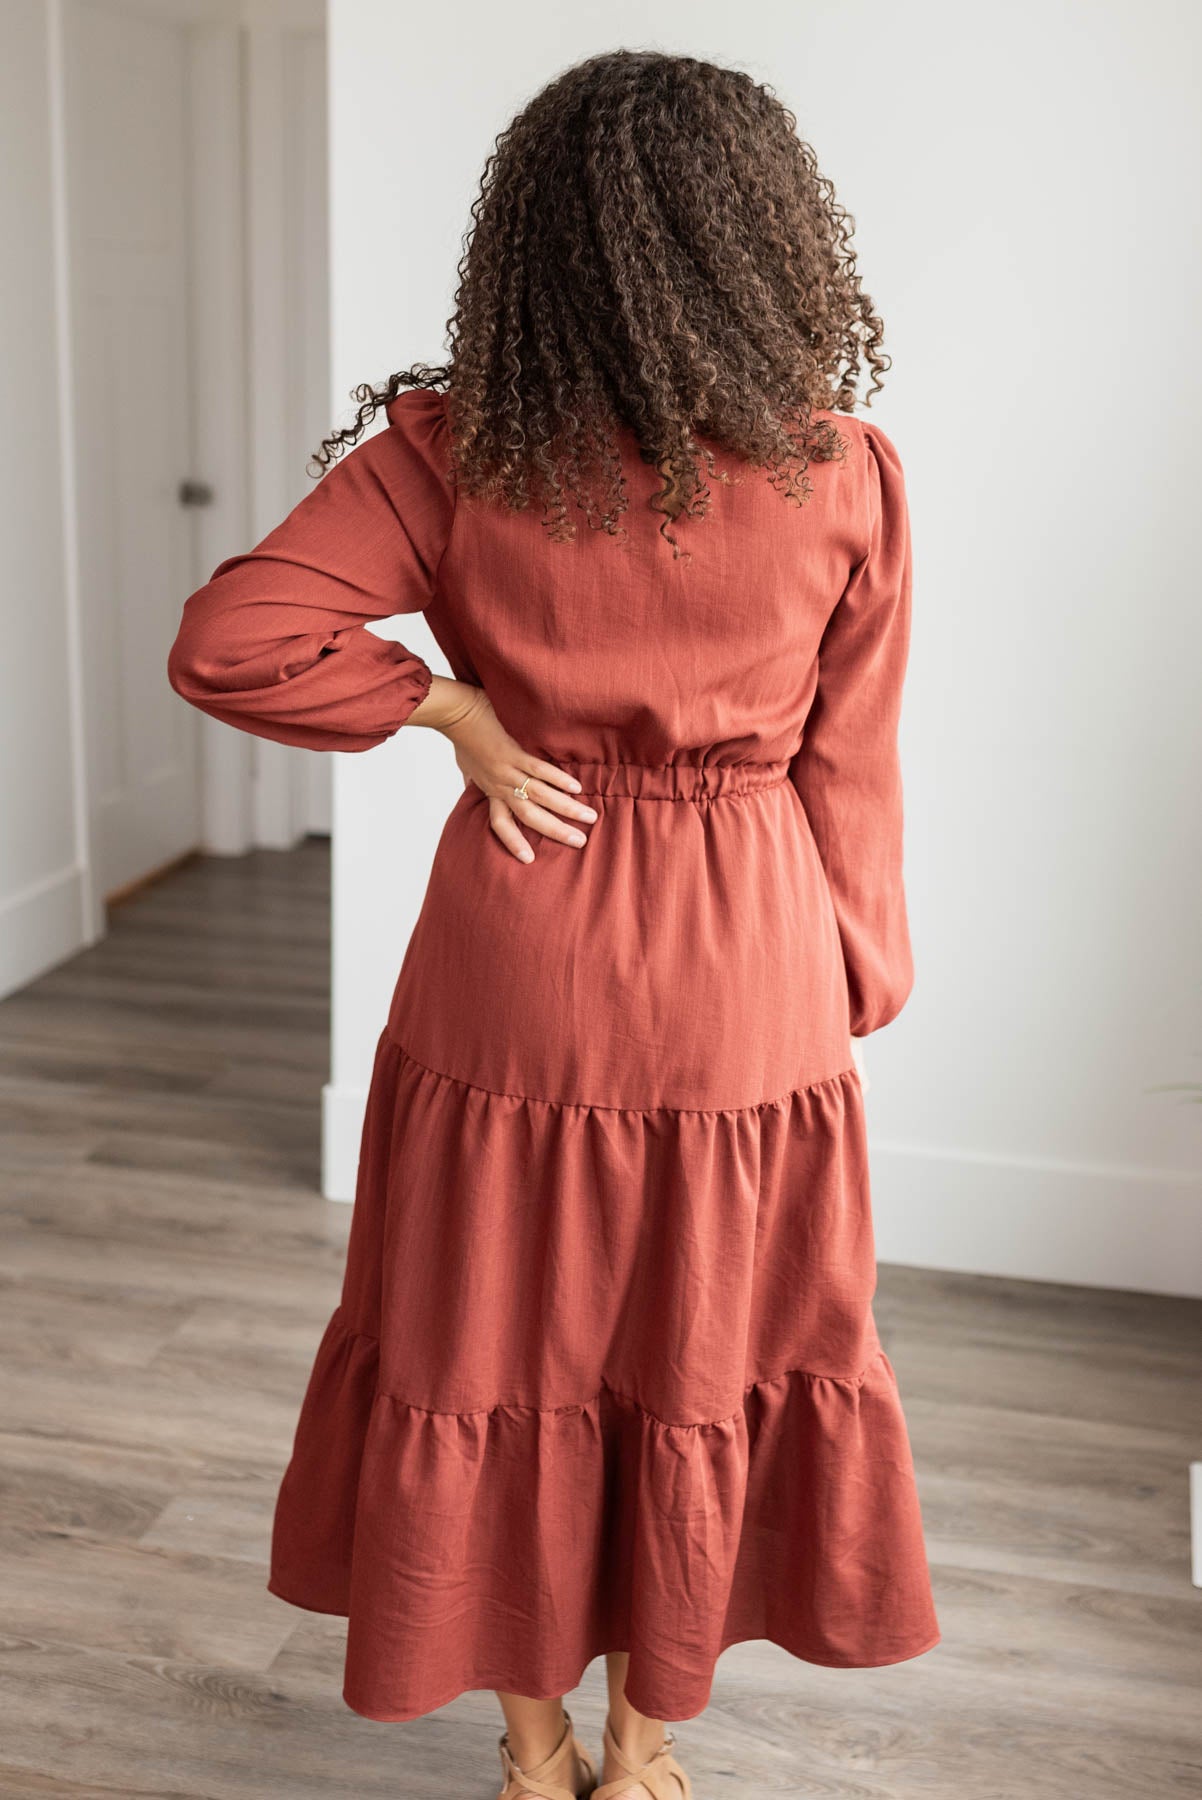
[789,419,914,1037]
[167,388,454,752]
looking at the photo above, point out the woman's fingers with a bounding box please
[511,774,597,826]
[487,775,597,862]
[489,798,535,863]
[512,793,590,848]
[480,750,598,862]
[524,757,584,795]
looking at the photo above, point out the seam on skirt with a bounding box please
[380,1035,859,1117]
[329,1310,885,1429]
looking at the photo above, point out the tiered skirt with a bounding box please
[268,761,940,1720]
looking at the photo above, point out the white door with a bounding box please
[63,0,202,901]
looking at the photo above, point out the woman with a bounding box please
[168,47,939,1800]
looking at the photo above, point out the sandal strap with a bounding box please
[498,1709,597,1800]
[593,1718,691,1800]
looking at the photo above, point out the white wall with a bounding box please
[325,3,1202,1294]
[0,4,93,993]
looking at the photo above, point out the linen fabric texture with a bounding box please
[168,389,940,1722]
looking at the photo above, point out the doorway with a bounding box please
[16,0,333,989]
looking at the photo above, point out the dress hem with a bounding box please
[264,1575,941,1723]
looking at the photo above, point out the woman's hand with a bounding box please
[408,677,597,863]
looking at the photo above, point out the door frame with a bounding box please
[188,13,259,863]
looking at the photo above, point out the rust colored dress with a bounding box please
[167,388,940,1723]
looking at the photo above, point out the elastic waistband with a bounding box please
[553,759,793,801]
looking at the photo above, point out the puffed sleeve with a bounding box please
[167,388,453,752]
[788,419,915,1037]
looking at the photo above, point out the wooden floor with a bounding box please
[0,840,1199,1798]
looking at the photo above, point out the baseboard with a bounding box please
[320,1079,1202,1297]
[321,1080,368,1203]
[0,863,89,998]
[870,1141,1202,1299]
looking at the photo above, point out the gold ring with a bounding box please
[514,775,533,802]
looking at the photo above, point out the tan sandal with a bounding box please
[498,1707,598,1800]
[592,1716,692,1799]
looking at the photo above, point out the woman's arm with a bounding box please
[167,393,451,753]
[788,420,915,1037]
[167,389,597,858]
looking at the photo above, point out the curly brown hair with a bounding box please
[314,48,890,556]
